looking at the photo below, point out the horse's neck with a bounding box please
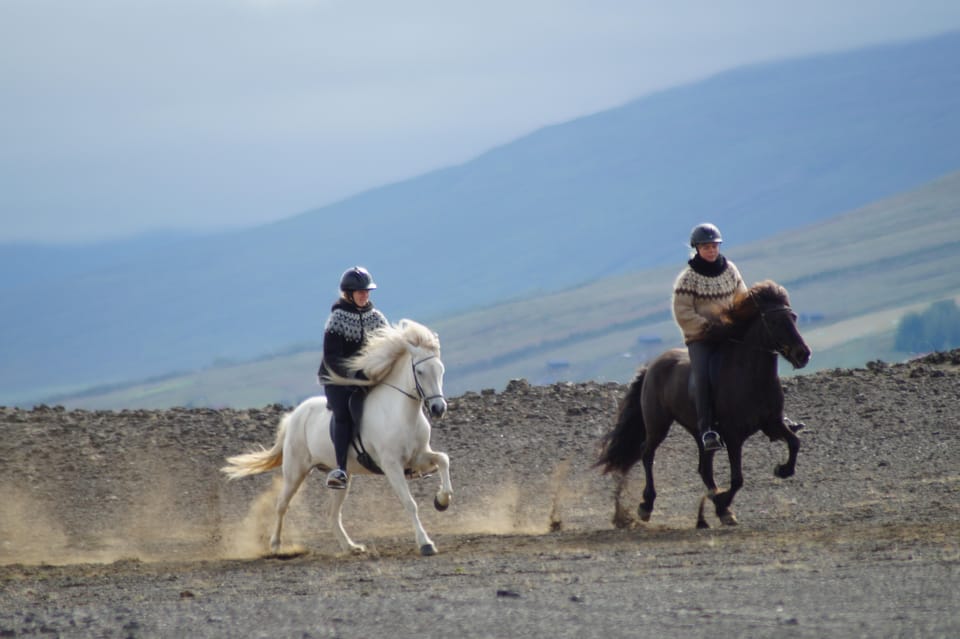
[727,321,780,379]
[382,352,416,397]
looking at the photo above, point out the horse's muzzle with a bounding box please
[786,343,812,369]
[428,398,447,419]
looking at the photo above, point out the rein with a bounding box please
[759,306,794,351]
[726,292,794,356]
[383,354,444,406]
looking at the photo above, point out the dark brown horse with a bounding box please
[597,280,811,528]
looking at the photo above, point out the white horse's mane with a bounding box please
[345,319,440,384]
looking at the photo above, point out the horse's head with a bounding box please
[400,320,447,418]
[728,281,812,369]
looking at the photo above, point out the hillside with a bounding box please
[46,171,960,409]
[3,32,960,406]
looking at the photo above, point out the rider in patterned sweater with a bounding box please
[672,223,748,452]
[318,266,389,489]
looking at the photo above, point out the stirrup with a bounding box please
[784,417,806,434]
[326,469,347,489]
[702,430,724,452]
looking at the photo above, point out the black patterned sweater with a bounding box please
[318,299,389,380]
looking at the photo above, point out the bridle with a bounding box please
[748,291,796,357]
[757,308,797,358]
[384,353,445,406]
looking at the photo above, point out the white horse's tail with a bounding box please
[220,413,289,480]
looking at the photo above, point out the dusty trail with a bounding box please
[1,354,959,637]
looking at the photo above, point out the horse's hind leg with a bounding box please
[330,478,365,554]
[638,420,670,522]
[270,464,310,554]
[382,460,437,556]
[612,473,634,528]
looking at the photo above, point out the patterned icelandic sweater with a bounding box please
[318,299,389,380]
[672,255,748,344]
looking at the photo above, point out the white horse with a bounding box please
[221,319,453,556]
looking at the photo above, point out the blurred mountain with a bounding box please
[41,171,960,409]
[3,32,959,405]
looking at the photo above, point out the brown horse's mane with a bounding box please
[722,280,791,327]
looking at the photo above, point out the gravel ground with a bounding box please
[1,351,958,638]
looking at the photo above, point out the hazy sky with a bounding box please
[3,1,960,243]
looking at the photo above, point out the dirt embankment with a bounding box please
[1,352,959,638]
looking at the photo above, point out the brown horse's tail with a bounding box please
[220,412,289,480]
[596,367,648,475]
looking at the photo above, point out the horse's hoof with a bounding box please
[774,464,794,479]
[720,512,739,526]
[612,509,634,529]
[420,544,437,556]
[696,519,710,529]
[434,496,450,511]
[637,505,652,522]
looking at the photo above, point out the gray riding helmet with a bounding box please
[339,266,378,292]
[689,223,723,247]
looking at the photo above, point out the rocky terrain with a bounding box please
[1,352,958,638]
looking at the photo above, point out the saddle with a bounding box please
[327,388,384,475]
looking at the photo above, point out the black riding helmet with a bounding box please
[339,266,378,292]
[689,223,723,247]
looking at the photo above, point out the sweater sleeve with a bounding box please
[672,269,710,341]
[322,329,352,378]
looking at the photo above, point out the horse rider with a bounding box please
[672,223,748,452]
[318,266,389,489]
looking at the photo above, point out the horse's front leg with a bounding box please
[712,443,744,526]
[329,477,366,554]
[423,449,453,511]
[776,427,800,479]
[382,460,437,556]
[695,446,720,529]
[760,418,801,478]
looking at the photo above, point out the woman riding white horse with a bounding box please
[318,266,389,489]
[222,319,453,556]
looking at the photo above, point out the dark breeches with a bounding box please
[324,384,357,470]
[688,340,720,434]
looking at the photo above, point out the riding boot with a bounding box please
[689,341,723,451]
[332,414,353,466]
[326,418,352,490]
[324,384,355,489]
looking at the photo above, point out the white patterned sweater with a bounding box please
[671,260,748,344]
